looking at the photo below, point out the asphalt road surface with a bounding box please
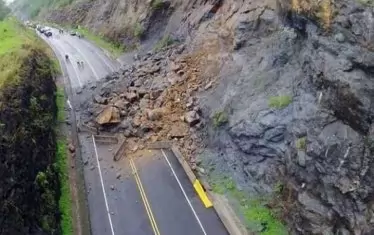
[41,29,228,235]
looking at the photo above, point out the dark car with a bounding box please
[44,31,52,37]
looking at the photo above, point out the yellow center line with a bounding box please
[129,158,161,235]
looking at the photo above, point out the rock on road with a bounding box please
[40,28,229,235]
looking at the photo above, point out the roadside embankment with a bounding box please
[0,18,72,235]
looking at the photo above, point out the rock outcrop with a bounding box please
[36,0,374,234]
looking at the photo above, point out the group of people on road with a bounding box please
[77,61,85,69]
[65,54,84,70]
[58,29,64,34]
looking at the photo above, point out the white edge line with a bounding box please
[161,149,208,235]
[92,135,115,235]
[37,33,68,86]
[81,39,116,71]
[52,39,83,88]
[61,37,101,80]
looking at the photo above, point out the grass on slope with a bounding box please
[56,138,73,235]
[75,27,125,58]
[0,18,39,87]
[55,81,73,235]
[0,18,73,234]
[55,89,73,235]
[0,18,60,87]
[210,176,288,235]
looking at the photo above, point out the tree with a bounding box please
[0,0,10,20]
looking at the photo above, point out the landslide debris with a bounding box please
[79,0,374,233]
[17,0,374,233]
[80,43,217,166]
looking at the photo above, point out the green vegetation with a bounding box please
[295,137,306,150]
[273,182,284,194]
[134,22,145,39]
[55,78,73,235]
[268,95,292,109]
[154,35,175,51]
[0,18,72,234]
[151,0,164,10]
[56,88,65,122]
[35,167,59,233]
[358,0,374,5]
[56,138,73,235]
[212,111,229,127]
[0,18,38,86]
[74,26,125,58]
[210,175,288,235]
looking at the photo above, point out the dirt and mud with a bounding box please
[18,0,374,234]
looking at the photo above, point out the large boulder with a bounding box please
[96,106,121,125]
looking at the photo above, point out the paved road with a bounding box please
[41,29,228,235]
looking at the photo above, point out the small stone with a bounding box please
[124,92,138,102]
[147,108,164,121]
[111,165,114,168]
[170,62,181,72]
[76,89,82,94]
[111,212,115,215]
[204,81,213,90]
[177,70,185,76]
[132,116,142,127]
[150,90,163,100]
[114,100,129,110]
[93,95,107,104]
[84,160,89,165]
[169,124,188,138]
[132,145,139,152]
[116,173,121,179]
[197,167,206,174]
[334,33,345,43]
[90,166,95,170]
[186,97,194,108]
[68,143,75,153]
[108,148,113,152]
[110,185,115,190]
[71,165,75,169]
[297,151,306,167]
[184,111,200,126]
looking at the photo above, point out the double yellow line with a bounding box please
[129,158,161,235]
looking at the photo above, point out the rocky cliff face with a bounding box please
[0,48,59,235]
[45,0,374,234]
[45,0,184,47]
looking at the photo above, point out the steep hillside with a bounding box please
[10,0,73,19]
[0,19,64,235]
[15,0,374,234]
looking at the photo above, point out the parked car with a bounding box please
[39,27,49,33]
[44,31,52,37]
[69,31,77,36]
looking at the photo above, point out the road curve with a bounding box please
[40,29,228,235]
